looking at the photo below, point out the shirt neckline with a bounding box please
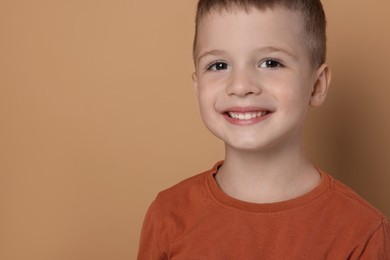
[206,161,334,214]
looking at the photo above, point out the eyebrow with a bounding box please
[196,49,227,64]
[255,46,297,59]
[196,46,296,64]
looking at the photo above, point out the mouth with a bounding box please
[222,108,272,125]
[226,111,269,120]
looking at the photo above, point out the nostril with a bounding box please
[226,78,262,97]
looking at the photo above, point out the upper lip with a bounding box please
[222,106,274,113]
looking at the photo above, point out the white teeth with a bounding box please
[227,111,268,120]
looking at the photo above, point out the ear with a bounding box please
[309,63,331,107]
[192,72,199,96]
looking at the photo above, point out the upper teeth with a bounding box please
[228,111,266,120]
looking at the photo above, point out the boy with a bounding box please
[138,0,390,259]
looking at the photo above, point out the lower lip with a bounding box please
[223,112,272,126]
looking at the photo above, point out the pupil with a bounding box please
[218,63,225,69]
[267,60,276,67]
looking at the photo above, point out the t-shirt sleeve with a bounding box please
[359,218,390,259]
[137,199,167,260]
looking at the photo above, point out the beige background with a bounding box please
[0,0,389,259]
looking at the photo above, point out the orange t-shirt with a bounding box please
[138,162,390,259]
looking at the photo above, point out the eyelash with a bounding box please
[205,59,284,71]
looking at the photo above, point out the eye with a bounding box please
[259,59,283,69]
[207,62,229,71]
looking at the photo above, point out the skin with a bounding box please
[192,7,331,203]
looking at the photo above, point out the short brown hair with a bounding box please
[193,0,327,67]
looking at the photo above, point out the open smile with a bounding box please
[223,108,272,125]
[227,111,268,120]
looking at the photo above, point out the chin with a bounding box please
[226,139,268,152]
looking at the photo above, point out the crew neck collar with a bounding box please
[206,161,333,214]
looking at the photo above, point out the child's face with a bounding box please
[192,7,329,152]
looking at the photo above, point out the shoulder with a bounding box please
[322,174,388,239]
[150,162,222,217]
[142,164,219,244]
[329,179,390,257]
[154,167,212,208]
[330,177,386,221]
[138,169,214,259]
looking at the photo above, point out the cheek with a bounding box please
[197,80,220,107]
[197,88,215,119]
[272,76,312,105]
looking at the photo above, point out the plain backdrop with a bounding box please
[1,0,389,259]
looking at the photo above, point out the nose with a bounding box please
[226,68,262,97]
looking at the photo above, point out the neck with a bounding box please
[216,142,320,204]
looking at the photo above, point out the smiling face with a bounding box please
[192,7,330,153]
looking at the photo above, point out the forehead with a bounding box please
[195,7,307,61]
